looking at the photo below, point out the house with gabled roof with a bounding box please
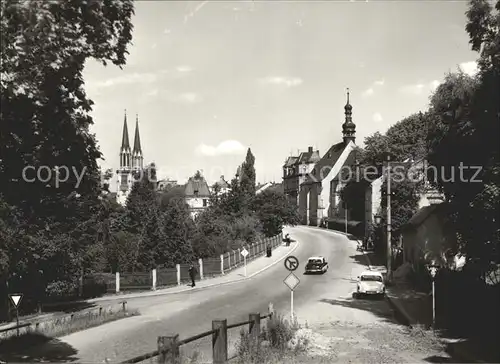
[184,171,211,218]
[283,147,321,205]
[211,175,230,195]
[298,90,358,226]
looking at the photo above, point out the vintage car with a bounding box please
[304,256,328,274]
[355,271,385,297]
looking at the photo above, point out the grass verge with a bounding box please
[0,306,139,362]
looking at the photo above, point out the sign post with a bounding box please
[284,256,300,320]
[8,294,23,336]
[241,248,249,277]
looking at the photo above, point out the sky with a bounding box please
[83,0,480,189]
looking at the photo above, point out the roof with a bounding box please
[213,175,229,189]
[303,142,347,184]
[400,203,449,231]
[133,115,142,153]
[284,156,299,167]
[297,150,321,164]
[267,182,284,194]
[308,256,325,260]
[360,271,383,277]
[184,176,211,197]
[121,113,130,150]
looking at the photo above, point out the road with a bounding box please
[31,226,448,363]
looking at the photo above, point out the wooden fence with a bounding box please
[120,303,275,364]
[86,233,283,294]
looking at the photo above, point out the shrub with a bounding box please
[235,313,306,364]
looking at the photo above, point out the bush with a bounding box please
[235,313,306,364]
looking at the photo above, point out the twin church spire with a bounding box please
[119,110,143,170]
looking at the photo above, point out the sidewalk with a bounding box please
[0,241,299,332]
[361,250,497,363]
[86,240,298,303]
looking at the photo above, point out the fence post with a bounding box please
[212,319,228,364]
[115,272,120,293]
[220,254,224,275]
[228,250,231,269]
[249,313,261,341]
[268,302,274,319]
[238,248,241,264]
[122,301,127,312]
[157,334,180,364]
[199,258,204,280]
[176,264,180,286]
[152,269,157,291]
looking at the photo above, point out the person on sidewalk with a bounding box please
[188,263,197,287]
[284,233,291,247]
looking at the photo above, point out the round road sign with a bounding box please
[284,256,299,271]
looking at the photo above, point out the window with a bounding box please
[203,199,208,207]
[361,275,382,282]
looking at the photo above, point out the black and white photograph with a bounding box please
[1,0,499,363]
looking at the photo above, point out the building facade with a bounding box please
[116,111,144,206]
[184,173,211,218]
[297,90,358,226]
[283,147,320,205]
[211,175,230,195]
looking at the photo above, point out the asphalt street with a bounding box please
[31,226,447,363]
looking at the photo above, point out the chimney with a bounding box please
[308,146,313,153]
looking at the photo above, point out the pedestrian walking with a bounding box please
[188,263,197,287]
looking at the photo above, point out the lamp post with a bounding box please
[386,153,393,284]
[426,260,440,329]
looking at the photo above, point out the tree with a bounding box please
[0,0,135,311]
[159,197,195,266]
[342,113,429,235]
[252,189,300,237]
[426,0,500,275]
[239,148,256,197]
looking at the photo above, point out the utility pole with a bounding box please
[386,154,392,283]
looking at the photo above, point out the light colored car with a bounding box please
[304,256,328,274]
[355,271,385,297]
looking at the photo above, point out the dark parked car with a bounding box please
[304,256,328,274]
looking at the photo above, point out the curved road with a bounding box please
[35,227,445,363]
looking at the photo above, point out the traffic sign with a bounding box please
[284,256,299,271]
[283,272,300,291]
[8,294,22,308]
[241,248,249,258]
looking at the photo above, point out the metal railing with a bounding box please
[120,304,275,364]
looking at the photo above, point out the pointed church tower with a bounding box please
[342,88,356,145]
[116,110,134,205]
[132,114,144,170]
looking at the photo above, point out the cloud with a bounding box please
[361,79,385,97]
[177,92,201,103]
[195,140,246,157]
[176,65,193,73]
[399,80,441,95]
[163,28,171,35]
[459,61,478,76]
[88,72,159,89]
[372,112,383,123]
[184,1,209,24]
[429,80,441,91]
[260,76,303,87]
[362,88,374,97]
